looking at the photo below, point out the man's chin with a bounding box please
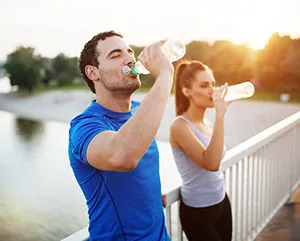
[126,82,141,94]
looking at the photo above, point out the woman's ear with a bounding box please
[182,87,190,98]
[85,65,100,81]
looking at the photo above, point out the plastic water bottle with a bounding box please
[122,40,186,75]
[224,81,255,102]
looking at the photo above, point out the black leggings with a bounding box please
[180,194,232,241]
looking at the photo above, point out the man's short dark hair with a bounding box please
[79,30,123,93]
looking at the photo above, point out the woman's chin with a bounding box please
[208,101,215,108]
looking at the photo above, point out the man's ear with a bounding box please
[85,65,100,81]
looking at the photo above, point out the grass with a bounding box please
[36,82,90,92]
[18,82,300,104]
[249,92,300,103]
[35,82,152,93]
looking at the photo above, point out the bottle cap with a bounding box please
[131,66,140,75]
[122,66,131,75]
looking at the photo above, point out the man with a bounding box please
[68,30,174,240]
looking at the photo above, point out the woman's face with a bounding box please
[184,70,216,108]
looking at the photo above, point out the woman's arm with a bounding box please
[170,84,228,171]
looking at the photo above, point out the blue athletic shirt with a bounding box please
[68,100,170,241]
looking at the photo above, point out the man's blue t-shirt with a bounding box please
[68,100,170,241]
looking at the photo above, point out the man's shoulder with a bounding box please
[70,110,106,130]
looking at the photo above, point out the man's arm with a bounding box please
[87,41,174,171]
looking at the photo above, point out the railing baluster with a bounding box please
[257,148,262,232]
[234,163,239,241]
[270,140,276,214]
[266,144,271,221]
[262,145,267,224]
[244,156,248,240]
[165,206,172,238]
[239,160,244,241]
[252,151,258,239]
[177,201,183,241]
[248,154,253,240]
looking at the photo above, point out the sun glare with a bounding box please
[241,26,274,50]
[228,0,281,50]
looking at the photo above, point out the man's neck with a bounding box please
[95,91,132,112]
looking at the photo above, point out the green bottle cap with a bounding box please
[131,66,140,75]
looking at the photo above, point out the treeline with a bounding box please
[2,47,80,92]
[1,33,300,93]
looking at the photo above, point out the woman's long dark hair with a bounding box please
[174,60,210,116]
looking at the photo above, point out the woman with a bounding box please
[169,60,232,241]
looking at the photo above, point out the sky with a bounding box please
[0,0,299,61]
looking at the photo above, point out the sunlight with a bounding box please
[227,0,282,50]
[247,29,273,50]
[240,22,276,50]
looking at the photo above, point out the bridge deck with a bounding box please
[255,186,300,241]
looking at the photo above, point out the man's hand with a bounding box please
[138,40,174,79]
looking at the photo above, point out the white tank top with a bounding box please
[171,115,226,207]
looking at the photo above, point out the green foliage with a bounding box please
[52,54,80,86]
[57,71,73,86]
[256,33,300,92]
[41,57,55,86]
[185,40,256,86]
[4,46,42,92]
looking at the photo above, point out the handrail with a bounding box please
[220,110,300,171]
[61,110,300,241]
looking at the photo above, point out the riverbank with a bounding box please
[0,90,299,148]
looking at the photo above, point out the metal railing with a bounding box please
[165,110,300,241]
[62,111,300,241]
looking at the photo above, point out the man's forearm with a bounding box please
[113,72,173,165]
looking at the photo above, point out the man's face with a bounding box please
[95,36,141,94]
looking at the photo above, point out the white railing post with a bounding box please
[165,206,172,237]
[177,201,183,241]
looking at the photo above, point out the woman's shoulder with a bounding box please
[170,116,192,131]
[170,116,195,144]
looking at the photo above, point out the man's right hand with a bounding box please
[138,40,174,80]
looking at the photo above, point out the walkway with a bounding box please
[255,187,300,241]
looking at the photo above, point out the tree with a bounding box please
[41,57,55,87]
[4,46,42,92]
[52,54,80,86]
[256,33,300,92]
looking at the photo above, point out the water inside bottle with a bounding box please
[224,82,255,101]
[161,40,186,62]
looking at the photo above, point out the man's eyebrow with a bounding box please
[106,49,122,57]
[128,48,134,54]
[107,48,134,57]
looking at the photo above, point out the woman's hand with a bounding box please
[162,194,166,208]
[213,83,230,117]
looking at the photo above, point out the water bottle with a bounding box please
[224,81,255,102]
[122,40,186,75]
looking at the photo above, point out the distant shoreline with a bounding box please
[0,90,300,147]
[0,90,95,123]
[0,90,149,124]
